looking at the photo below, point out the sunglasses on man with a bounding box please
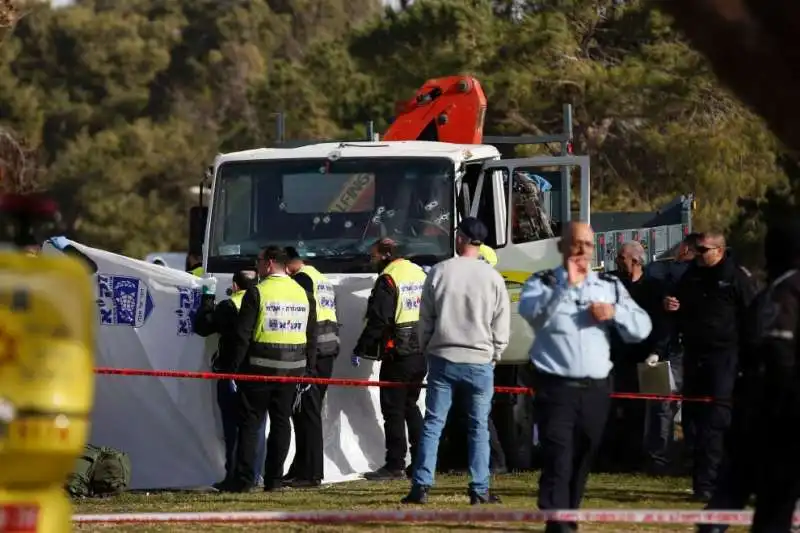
[694,245,719,254]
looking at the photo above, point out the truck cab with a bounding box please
[193,139,593,364]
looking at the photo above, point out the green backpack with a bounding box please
[66,444,131,498]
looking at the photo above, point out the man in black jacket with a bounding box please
[217,246,318,492]
[600,240,669,472]
[748,220,800,533]
[352,238,427,481]
[193,270,265,487]
[664,231,756,501]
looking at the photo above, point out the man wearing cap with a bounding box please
[354,237,428,481]
[402,217,510,505]
[193,270,266,488]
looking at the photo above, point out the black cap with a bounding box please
[458,217,488,245]
[232,270,257,291]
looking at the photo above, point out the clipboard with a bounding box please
[637,361,676,396]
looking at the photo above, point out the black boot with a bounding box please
[401,484,429,504]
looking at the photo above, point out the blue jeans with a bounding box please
[412,356,494,495]
[217,380,266,482]
[644,354,684,467]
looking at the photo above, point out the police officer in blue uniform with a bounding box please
[518,222,652,533]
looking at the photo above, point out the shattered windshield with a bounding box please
[208,157,455,272]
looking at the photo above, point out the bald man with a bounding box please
[519,222,652,533]
[663,231,756,502]
[602,240,670,472]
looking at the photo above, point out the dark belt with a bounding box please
[533,370,609,389]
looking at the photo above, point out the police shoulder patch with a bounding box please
[598,272,621,284]
[534,269,557,287]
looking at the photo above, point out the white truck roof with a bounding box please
[214,141,501,166]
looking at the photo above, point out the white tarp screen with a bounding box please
[43,239,424,490]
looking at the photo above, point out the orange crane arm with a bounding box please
[382,76,487,145]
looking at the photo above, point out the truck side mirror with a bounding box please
[188,206,208,254]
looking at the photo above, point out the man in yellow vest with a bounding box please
[193,270,266,488]
[353,238,428,481]
[186,251,204,277]
[217,246,318,492]
[282,247,340,488]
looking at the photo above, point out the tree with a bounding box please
[0,0,790,264]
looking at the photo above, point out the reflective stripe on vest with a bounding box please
[478,244,498,267]
[251,276,309,371]
[381,258,427,326]
[298,264,338,324]
[230,290,245,311]
[297,264,340,350]
[189,266,204,277]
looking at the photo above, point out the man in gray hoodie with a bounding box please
[401,217,511,505]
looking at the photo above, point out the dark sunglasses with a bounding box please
[695,245,718,254]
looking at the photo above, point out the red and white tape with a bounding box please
[72,508,797,525]
[93,367,713,403]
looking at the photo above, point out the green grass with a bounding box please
[72,472,749,532]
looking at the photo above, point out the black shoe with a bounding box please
[286,478,322,489]
[214,480,257,493]
[263,481,286,492]
[469,490,501,505]
[544,521,578,533]
[401,484,429,504]
[363,467,406,481]
[697,525,728,533]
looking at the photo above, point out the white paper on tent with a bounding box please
[637,361,676,396]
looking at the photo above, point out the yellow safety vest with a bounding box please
[253,276,309,345]
[230,290,245,311]
[189,266,204,277]
[298,264,337,324]
[478,244,498,267]
[381,258,427,326]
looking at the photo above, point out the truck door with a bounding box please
[471,156,591,364]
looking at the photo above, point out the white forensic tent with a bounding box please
[43,239,424,490]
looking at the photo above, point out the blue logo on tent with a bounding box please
[97,275,154,328]
[175,286,202,336]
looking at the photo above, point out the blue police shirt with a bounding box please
[518,266,652,379]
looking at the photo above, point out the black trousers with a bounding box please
[216,379,239,478]
[682,350,737,495]
[379,353,426,471]
[751,413,800,533]
[697,395,760,533]
[492,365,519,471]
[233,380,295,489]
[535,373,611,533]
[287,354,336,482]
[597,364,645,473]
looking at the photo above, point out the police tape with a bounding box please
[71,508,795,525]
[93,367,713,402]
